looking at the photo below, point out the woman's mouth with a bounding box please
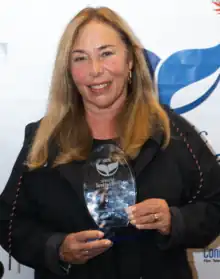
[88,81,112,93]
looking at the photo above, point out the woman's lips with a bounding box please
[88,81,112,93]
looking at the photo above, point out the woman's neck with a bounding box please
[84,91,126,139]
[85,110,118,140]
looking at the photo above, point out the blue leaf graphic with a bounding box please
[158,44,220,112]
[175,74,220,114]
[143,49,161,71]
[143,49,161,79]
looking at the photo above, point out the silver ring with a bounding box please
[154,213,159,222]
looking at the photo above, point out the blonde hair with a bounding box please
[27,6,170,169]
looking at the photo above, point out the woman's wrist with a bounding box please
[58,244,72,273]
[59,245,65,262]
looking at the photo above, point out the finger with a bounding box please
[74,230,104,242]
[78,244,112,262]
[135,221,164,230]
[126,199,161,218]
[80,239,112,251]
[65,248,89,265]
[130,213,160,225]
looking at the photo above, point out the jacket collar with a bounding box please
[132,130,163,177]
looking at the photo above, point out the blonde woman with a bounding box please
[1,7,220,279]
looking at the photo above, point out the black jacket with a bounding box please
[1,107,220,279]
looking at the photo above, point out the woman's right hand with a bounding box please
[59,230,112,264]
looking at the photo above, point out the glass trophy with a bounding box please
[83,143,136,235]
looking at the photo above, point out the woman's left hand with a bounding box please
[126,199,172,235]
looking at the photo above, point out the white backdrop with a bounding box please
[0,0,219,278]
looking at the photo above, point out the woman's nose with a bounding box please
[89,59,104,77]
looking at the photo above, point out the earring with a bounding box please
[128,70,132,84]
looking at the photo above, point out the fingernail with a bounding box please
[98,231,104,238]
[136,224,142,229]
[130,219,136,225]
[125,207,135,219]
[104,240,111,245]
[128,214,134,220]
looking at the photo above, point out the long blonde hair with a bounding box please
[27,6,170,169]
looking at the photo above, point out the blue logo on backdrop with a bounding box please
[203,248,220,263]
[144,44,220,114]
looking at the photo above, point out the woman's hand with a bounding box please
[59,230,112,264]
[126,199,172,235]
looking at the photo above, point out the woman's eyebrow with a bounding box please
[72,44,116,54]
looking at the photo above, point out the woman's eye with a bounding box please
[73,56,87,62]
[101,51,114,57]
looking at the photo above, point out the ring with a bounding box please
[154,213,159,222]
[83,250,89,255]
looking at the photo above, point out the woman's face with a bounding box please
[70,20,133,112]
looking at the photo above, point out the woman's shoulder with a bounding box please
[162,105,195,133]
[23,118,42,146]
[162,105,217,162]
[162,105,203,143]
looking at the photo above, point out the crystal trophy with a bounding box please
[83,143,136,234]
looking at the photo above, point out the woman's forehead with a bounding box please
[72,21,124,51]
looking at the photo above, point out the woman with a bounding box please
[0,6,220,279]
